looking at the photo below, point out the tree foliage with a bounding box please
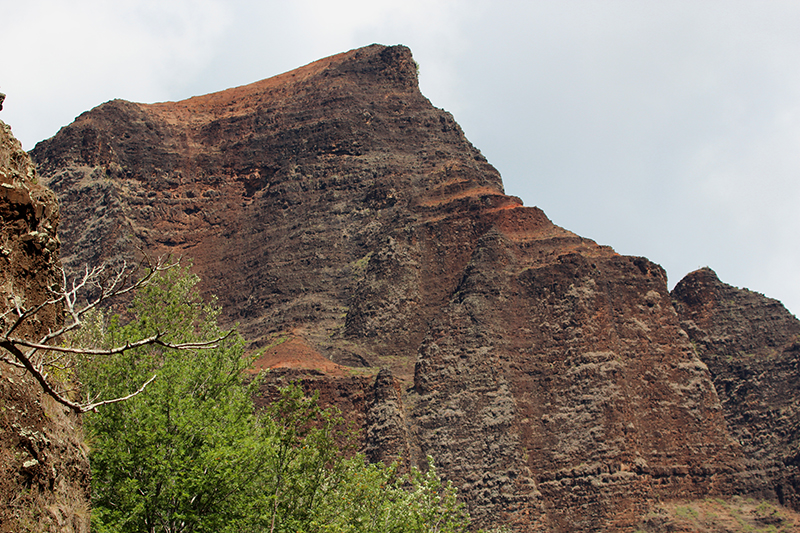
[77,266,262,533]
[0,256,223,413]
[79,266,475,533]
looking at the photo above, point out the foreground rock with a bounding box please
[0,119,90,532]
[30,44,798,531]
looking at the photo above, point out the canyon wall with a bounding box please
[673,267,800,510]
[30,45,799,531]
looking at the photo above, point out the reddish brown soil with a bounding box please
[250,333,349,377]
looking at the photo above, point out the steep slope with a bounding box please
[0,119,90,532]
[31,44,757,531]
[672,268,800,510]
[32,44,509,369]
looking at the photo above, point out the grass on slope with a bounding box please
[638,497,800,533]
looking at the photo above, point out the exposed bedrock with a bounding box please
[31,44,799,531]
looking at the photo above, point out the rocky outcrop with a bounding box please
[409,244,737,530]
[673,267,800,510]
[31,45,508,364]
[29,44,797,531]
[0,119,90,532]
[365,368,411,464]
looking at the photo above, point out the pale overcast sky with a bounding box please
[2,1,799,316]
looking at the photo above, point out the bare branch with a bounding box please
[0,254,224,414]
[39,349,73,368]
[0,352,26,370]
[1,339,95,413]
[4,293,64,339]
[2,336,158,414]
[81,374,158,413]
[13,330,233,356]
[32,256,179,350]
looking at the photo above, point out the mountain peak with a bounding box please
[30,45,800,531]
[148,44,419,118]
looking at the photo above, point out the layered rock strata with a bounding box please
[29,44,790,531]
[672,267,800,510]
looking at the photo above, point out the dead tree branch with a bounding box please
[0,256,230,413]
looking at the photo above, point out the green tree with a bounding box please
[313,455,471,533]
[253,383,352,533]
[78,266,477,533]
[78,266,266,533]
[244,384,471,533]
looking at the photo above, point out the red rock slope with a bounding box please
[31,44,776,531]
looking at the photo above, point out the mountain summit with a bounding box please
[31,44,799,531]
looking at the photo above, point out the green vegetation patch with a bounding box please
[74,266,485,533]
[639,497,800,533]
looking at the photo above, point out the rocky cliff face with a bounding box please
[672,268,800,510]
[0,119,90,532]
[30,44,798,531]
